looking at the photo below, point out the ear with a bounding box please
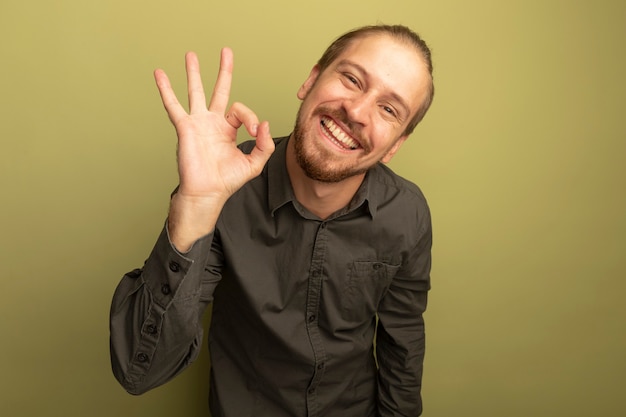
[380,135,408,164]
[297,65,321,100]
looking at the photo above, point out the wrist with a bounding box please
[167,192,226,252]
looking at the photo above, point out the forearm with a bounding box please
[376,312,426,416]
[376,272,429,416]
[109,225,215,394]
[167,191,227,252]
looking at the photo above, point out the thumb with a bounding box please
[248,121,275,174]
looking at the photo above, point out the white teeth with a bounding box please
[321,117,359,150]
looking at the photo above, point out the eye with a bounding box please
[382,105,397,117]
[342,73,360,88]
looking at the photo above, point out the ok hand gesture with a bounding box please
[154,49,275,251]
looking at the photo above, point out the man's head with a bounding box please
[291,24,434,183]
[316,25,434,136]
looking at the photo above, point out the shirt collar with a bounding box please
[267,135,377,219]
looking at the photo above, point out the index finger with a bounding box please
[207,47,234,113]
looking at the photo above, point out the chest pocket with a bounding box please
[341,261,400,322]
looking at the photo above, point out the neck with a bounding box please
[286,135,364,220]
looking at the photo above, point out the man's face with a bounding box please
[292,34,431,183]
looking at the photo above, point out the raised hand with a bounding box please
[154,49,275,251]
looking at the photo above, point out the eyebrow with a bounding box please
[335,59,412,118]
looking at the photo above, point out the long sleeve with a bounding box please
[375,211,432,416]
[109,224,219,395]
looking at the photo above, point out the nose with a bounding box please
[343,93,373,125]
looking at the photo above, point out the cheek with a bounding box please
[305,78,347,104]
[369,127,405,154]
[300,88,322,112]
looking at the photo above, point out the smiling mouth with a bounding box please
[320,117,359,150]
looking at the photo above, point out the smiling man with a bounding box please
[110,24,435,417]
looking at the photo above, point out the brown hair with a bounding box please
[317,24,434,135]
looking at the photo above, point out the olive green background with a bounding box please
[1,0,624,416]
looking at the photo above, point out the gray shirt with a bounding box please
[110,136,432,417]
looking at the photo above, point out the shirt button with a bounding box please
[308,315,316,323]
[169,261,181,272]
[308,388,315,394]
[373,262,383,270]
[146,324,157,335]
[161,284,171,295]
[317,362,325,370]
[137,353,149,363]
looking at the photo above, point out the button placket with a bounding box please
[305,222,329,417]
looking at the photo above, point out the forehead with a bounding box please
[330,34,431,112]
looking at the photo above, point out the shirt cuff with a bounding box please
[142,222,214,308]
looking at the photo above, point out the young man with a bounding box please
[110,24,435,417]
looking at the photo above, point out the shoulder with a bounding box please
[367,163,432,236]
[370,163,429,209]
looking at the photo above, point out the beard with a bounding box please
[292,104,371,183]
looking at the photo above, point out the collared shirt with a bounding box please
[110,136,432,417]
